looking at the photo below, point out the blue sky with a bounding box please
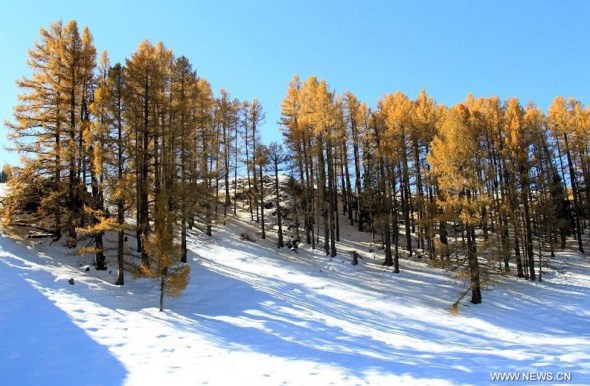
[2,1,590,166]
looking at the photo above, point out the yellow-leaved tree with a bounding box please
[428,104,482,304]
[142,188,191,312]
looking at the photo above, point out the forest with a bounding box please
[3,19,590,307]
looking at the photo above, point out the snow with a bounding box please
[1,202,590,385]
[0,183,7,197]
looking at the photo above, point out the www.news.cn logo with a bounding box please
[490,371,573,382]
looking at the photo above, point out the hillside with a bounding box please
[1,189,589,385]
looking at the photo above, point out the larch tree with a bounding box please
[58,21,97,245]
[124,40,160,265]
[504,97,536,280]
[142,188,191,312]
[100,61,134,284]
[249,99,265,224]
[548,97,584,254]
[373,96,396,269]
[6,20,94,241]
[78,50,112,271]
[383,92,414,258]
[429,104,483,304]
[343,92,364,228]
[268,141,288,248]
[256,144,270,239]
[411,89,438,258]
[6,20,67,238]
[171,56,198,263]
[281,76,313,245]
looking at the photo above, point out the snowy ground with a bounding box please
[1,193,589,385]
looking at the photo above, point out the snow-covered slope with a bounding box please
[1,211,589,385]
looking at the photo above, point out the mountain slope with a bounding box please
[0,206,589,385]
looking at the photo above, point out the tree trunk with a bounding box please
[327,141,337,257]
[413,140,425,251]
[159,274,165,312]
[520,166,535,280]
[224,122,230,220]
[234,124,239,216]
[316,138,329,255]
[563,133,584,254]
[274,158,284,248]
[139,75,150,266]
[245,124,254,221]
[466,190,482,304]
[54,98,62,239]
[351,116,363,231]
[467,222,482,304]
[400,159,413,256]
[115,199,125,286]
[259,162,266,239]
[342,141,354,225]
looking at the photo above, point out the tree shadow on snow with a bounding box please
[0,244,127,386]
[167,243,590,384]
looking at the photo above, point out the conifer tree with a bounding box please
[269,142,288,248]
[124,40,159,264]
[373,99,395,269]
[504,97,536,280]
[142,188,191,312]
[249,99,265,223]
[548,97,584,254]
[171,56,198,262]
[256,144,270,239]
[412,89,438,257]
[6,20,94,240]
[281,76,313,244]
[89,57,134,283]
[429,105,482,304]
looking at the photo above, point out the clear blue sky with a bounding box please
[2,0,590,166]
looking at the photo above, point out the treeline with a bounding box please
[4,20,274,310]
[280,75,590,304]
[5,20,590,307]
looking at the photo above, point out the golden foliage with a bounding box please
[76,206,120,236]
[78,246,103,255]
[164,264,191,298]
[140,189,190,306]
